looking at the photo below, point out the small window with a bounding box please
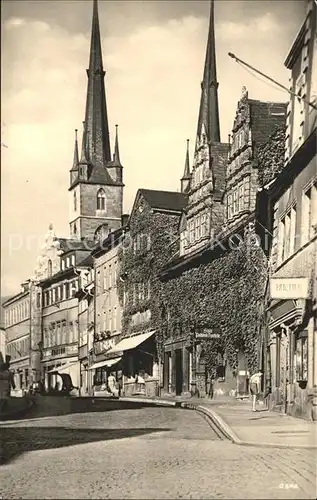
[71,255,75,267]
[227,194,233,219]
[189,220,195,243]
[233,189,238,215]
[74,191,77,212]
[238,184,244,211]
[97,189,106,210]
[108,309,112,331]
[113,307,117,332]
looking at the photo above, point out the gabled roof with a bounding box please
[139,189,188,213]
[249,99,287,151]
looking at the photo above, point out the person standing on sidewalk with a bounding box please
[0,362,16,413]
[249,370,263,412]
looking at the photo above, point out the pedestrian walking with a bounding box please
[107,372,117,396]
[249,370,263,412]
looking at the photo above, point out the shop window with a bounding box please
[296,330,308,382]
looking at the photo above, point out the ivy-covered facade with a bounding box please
[156,0,288,399]
[116,189,187,397]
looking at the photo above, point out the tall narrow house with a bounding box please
[69,0,123,243]
[160,0,229,398]
[37,0,124,390]
[179,0,228,257]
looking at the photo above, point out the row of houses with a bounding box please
[2,0,316,420]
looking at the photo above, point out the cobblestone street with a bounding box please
[0,401,316,499]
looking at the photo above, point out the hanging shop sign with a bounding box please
[270,277,309,300]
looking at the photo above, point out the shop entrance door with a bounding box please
[175,349,183,395]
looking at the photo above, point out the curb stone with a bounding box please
[119,396,177,407]
[181,402,240,442]
[181,403,317,450]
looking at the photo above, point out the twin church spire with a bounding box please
[71,0,220,196]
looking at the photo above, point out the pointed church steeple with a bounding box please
[196,0,220,147]
[71,129,79,171]
[112,124,122,166]
[79,121,88,164]
[83,0,111,166]
[181,139,191,193]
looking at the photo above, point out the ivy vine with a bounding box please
[118,199,268,375]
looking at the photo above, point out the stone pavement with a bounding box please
[122,394,317,449]
[200,400,317,449]
[1,405,316,499]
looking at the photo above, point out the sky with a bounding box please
[1,0,306,296]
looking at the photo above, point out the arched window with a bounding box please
[47,259,52,278]
[97,189,106,210]
[73,191,77,212]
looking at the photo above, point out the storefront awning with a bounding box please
[107,331,155,355]
[87,357,122,371]
[48,362,78,374]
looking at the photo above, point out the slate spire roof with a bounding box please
[71,129,79,171]
[84,0,111,167]
[112,124,122,167]
[195,0,221,147]
[181,139,191,180]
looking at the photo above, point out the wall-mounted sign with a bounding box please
[195,328,221,340]
[270,277,309,300]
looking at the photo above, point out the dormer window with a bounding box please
[97,189,106,210]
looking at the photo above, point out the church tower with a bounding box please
[69,0,123,242]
